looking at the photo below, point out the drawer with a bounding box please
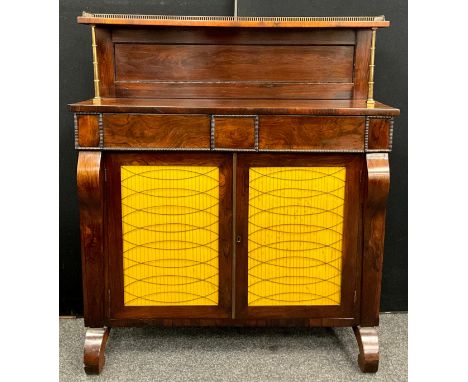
[367,117,393,151]
[213,116,257,150]
[76,114,100,147]
[259,116,365,151]
[77,113,369,152]
[103,114,211,149]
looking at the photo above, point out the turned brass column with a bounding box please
[366,28,377,108]
[91,25,101,104]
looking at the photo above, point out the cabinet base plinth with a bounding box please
[83,327,110,375]
[353,326,379,373]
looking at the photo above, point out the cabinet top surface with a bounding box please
[70,98,399,116]
[78,12,390,28]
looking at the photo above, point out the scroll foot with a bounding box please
[83,327,110,375]
[353,326,379,373]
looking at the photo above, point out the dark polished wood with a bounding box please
[113,44,353,99]
[107,317,358,327]
[103,114,210,148]
[111,27,356,45]
[368,118,392,150]
[71,14,399,374]
[361,154,390,326]
[116,44,353,82]
[259,116,364,151]
[353,326,379,373]
[352,30,372,99]
[95,27,115,98]
[70,98,399,116]
[214,117,255,150]
[77,152,105,328]
[83,327,110,375]
[77,115,99,147]
[86,23,387,100]
[115,81,354,100]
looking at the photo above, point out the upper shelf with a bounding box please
[77,12,390,28]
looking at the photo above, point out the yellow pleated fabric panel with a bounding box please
[248,167,346,306]
[121,166,219,306]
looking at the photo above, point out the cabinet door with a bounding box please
[106,153,232,319]
[235,154,362,319]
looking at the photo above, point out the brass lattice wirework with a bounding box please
[121,166,219,306]
[247,167,346,306]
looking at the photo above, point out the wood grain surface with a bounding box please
[360,154,390,326]
[115,44,354,83]
[103,114,210,148]
[83,327,110,375]
[367,118,391,150]
[69,98,400,116]
[214,117,255,149]
[77,115,99,147]
[112,27,356,45]
[353,326,379,373]
[259,116,365,150]
[77,152,105,327]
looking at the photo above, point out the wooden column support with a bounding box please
[360,153,390,326]
[77,152,105,327]
[353,326,379,372]
[84,327,110,374]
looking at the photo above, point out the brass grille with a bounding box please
[121,166,219,306]
[248,167,346,306]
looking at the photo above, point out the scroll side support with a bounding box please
[84,327,110,374]
[360,153,390,326]
[77,152,105,328]
[350,154,388,373]
[353,326,379,372]
[78,152,109,374]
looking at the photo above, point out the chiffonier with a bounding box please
[69,12,399,374]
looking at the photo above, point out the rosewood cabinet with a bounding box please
[70,13,399,375]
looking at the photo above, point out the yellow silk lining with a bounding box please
[248,167,345,306]
[121,166,219,306]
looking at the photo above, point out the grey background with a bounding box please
[59,0,407,315]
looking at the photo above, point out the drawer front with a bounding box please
[259,116,365,151]
[74,113,376,152]
[366,117,393,151]
[76,114,100,147]
[213,116,257,150]
[103,114,211,149]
